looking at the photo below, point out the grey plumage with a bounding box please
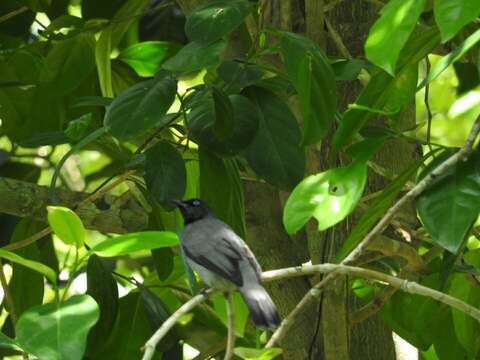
[174,199,280,330]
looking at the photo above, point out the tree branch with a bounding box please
[266,115,480,347]
[141,262,480,358]
[224,292,235,360]
[0,176,148,235]
[141,289,214,360]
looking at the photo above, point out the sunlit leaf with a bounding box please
[434,0,480,42]
[91,231,179,257]
[234,347,283,360]
[16,295,99,360]
[283,162,367,234]
[365,0,427,75]
[47,206,85,248]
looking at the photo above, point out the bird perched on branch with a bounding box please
[173,198,280,330]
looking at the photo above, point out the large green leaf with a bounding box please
[199,148,246,238]
[40,33,96,94]
[211,86,234,139]
[418,28,480,90]
[417,150,480,254]
[449,273,480,357]
[95,0,149,97]
[379,274,447,350]
[234,347,283,360]
[145,141,187,204]
[104,71,176,140]
[47,206,85,248]
[280,31,337,145]
[0,249,57,286]
[434,0,480,42]
[185,0,251,44]
[15,295,99,360]
[8,219,45,317]
[93,292,160,360]
[332,27,439,154]
[432,310,469,360]
[118,41,181,77]
[162,40,226,74]
[337,157,425,261]
[365,0,427,75]
[86,255,119,356]
[244,87,305,190]
[91,231,179,257]
[187,94,259,156]
[283,162,367,234]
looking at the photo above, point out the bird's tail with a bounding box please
[240,284,281,330]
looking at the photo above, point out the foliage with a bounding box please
[0,0,479,359]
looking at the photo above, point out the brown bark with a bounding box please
[0,177,148,233]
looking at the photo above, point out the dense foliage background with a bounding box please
[0,0,480,359]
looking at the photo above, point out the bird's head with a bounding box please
[172,198,212,224]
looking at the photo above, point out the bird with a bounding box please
[172,198,281,330]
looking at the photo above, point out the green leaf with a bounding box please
[40,33,96,95]
[379,274,447,350]
[187,94,259,156]
[332,27,439,154]
[95,0,149,97]
[217,60,264,92]
[283,162,367,234]
[331,59,365,81]
[212,292,249,337]
[365,0,427,75]
[91,231,179,257]
[280,31,337,145]
[185,0,252,44]
[86,255,119,356]
[234,347,283,360]
[47,206,85,248]
[118,41,181,77]
[145,141,187,204]
[162,40,226,74]
[0,332,22,352]
[15,295,99,360]
[417,150,480,254]
[9,219,45,317]
[199,148,246,238]
[0,249,56,285]
[212,86,234,139]
[449,273,480,357]
[432,310,469,360]
[244,87,305,190]
[434,0,480,42]
[65,113,92,140]
[151,247,174,281]
[104,71,176,140]
[93,292,159,359]
[418,28,480,90]
[71,96,113,108]
[337,156,425,261]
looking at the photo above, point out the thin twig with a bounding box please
[0,6,28,24]
[266,115,480,347]
[141,289,214,360]
[425,56,434,155]
[0,260,17,326]
[325,18,351,59]
[224,292,235,360]
[2,171,134,252]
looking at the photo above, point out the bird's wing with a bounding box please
[182,220,262,287]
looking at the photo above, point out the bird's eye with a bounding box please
[192,200,200,206]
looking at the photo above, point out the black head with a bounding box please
[172,198,212,224]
